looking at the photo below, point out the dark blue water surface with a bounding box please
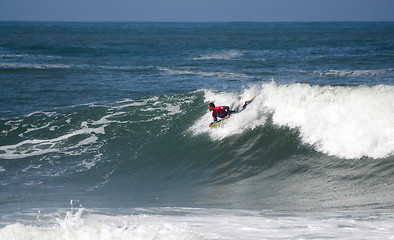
[1,22,393,117]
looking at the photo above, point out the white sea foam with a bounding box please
[22,122,52,136]
[158,67,249,80]
[0,124,105,160]
[22,164,42,172]
[123,96,184,118]
[0,54,30,58]
[0,63,72,69]
[78,153,103,171]
[0,53,61,59]
[0,207,392,240]
[91,112,126,125]
[314,69,394,77]
[192,83,394,159]
[193,50,243,60]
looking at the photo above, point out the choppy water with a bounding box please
[0,22,393,239]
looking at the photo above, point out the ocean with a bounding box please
[0,22,393,239]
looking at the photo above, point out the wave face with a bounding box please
[1,84,393,213]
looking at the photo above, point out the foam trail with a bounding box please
[0,124,105,160]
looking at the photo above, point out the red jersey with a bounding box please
[212,106,229,121]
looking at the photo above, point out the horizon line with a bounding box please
[1,20,394,23]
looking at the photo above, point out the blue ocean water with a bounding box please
[0,22,393,239]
